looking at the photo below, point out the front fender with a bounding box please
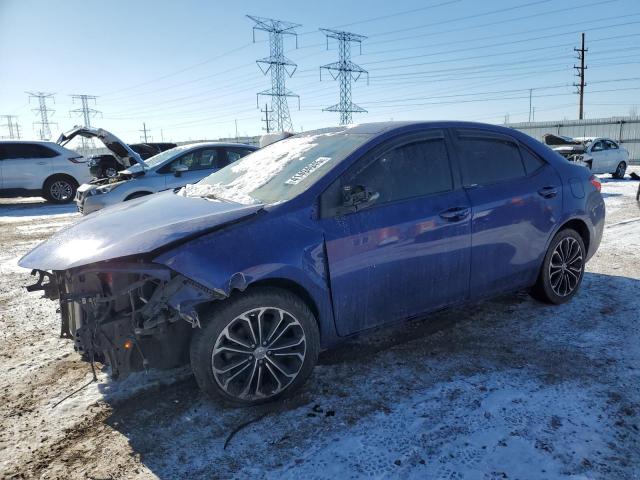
[153,209,340,348]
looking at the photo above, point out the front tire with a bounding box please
[530,228,586,305]
[43,175,77,204]
[612,161,626,179]
[190,287,320,406]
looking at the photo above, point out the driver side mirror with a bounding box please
[341,184,379,211]
[172,164,188,177]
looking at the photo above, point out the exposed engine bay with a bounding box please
[26,263,224,378]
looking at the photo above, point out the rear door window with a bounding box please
[455,133,526,186]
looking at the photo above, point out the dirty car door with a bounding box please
[452,128,563,299]
[319,131,471,336]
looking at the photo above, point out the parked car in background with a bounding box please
[0,140,90,203]
[88,142,177,179]
[74,139,257,214]
[20,121,605,406]
[544,134,629,178]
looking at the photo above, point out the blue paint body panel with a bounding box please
[20,121,606,349]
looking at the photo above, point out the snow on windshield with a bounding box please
[178,134,326,205]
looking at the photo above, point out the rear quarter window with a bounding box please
[520,146,545,174]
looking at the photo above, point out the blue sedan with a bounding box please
[20,121,605,406]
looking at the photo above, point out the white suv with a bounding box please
[0,140,91,203]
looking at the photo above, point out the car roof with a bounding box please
[0,139,58,145]
[300,120,526,137]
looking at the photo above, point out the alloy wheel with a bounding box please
[616,163,626,178]
[548,237,583,297]
[211,307,306,401]
[50,180,73,201]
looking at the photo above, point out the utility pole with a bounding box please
[528,89,533,123]
[574,32,587,120]
[248,15,300,132]
[26,91,57,140]
[235,119,239,140]
[1,115,20,139]
[70,94,101,152]
[261,103,273,133]
[320,28,369,125]
[139,122,151,143]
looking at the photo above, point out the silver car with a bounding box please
[64,129,256,214]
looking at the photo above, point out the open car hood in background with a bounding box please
[18,191,264,271]
[543,133,584,146]
[57,126,145,168]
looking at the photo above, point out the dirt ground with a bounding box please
[0,171,639,479]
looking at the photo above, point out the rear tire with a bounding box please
[530,228,586,305]
[43,175,77,204]
[190,287,320,407]
[612,161,626,179]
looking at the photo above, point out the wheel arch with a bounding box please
[558,217,591,253]
[239,277,322,337]
[124,190,153,201]
[42,172,79,191]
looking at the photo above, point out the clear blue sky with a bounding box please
[1,0,639,142]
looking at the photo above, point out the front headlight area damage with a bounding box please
[27,262,225,378]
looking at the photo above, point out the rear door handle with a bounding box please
[538,186,558,198]
[37,161,47,165]
[439,206,470,221]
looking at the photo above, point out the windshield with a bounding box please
[143,145,194,168]
[180,131,372,205]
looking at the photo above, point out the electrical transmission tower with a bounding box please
[70,94,101,152]
[26,92,57,140]
[574,32,587,120]
[247,15,300,132]
[320,28,368,125]
[1,115,20,139]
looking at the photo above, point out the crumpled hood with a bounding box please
[552,145,586,154]
[19,191,263,271]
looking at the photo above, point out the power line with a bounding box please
[26,91,57,140]
[574,32,587,120]
[248,15,301,132]
[320,28,369,125]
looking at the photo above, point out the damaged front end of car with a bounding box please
[27,262,225,378]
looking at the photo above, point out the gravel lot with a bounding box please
[1,171,639,479]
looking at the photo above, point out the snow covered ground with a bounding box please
[0,171,639,480]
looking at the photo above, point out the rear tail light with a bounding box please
[589,175,601,192]
[68,156,86,163]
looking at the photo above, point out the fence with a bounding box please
[507,116,640,163]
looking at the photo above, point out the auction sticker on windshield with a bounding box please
[285,156,332,185]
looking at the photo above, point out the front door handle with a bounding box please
[37,161,47,165]
[538,186,558,198]
[439,206,470,221]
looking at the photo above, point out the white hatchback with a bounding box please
[0,140,91,203]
